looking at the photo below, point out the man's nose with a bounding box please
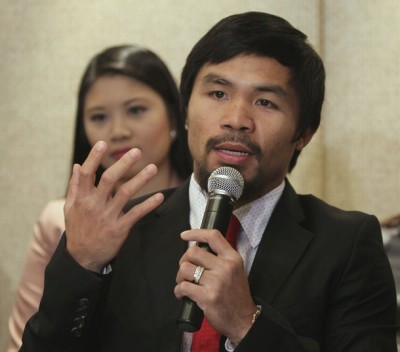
[220,99,255,133]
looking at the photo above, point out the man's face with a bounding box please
[186,54,304,206]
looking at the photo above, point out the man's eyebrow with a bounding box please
[201,73,287,97]
[254,85,287,97]
[201,73,233,87]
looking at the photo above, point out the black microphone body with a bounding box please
[197,192,236,253]
[178,167,244,332]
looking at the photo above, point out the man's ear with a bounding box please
[295,128,314,151]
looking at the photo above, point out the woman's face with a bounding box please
[83,75,174,180]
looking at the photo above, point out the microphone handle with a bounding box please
[178,194,234,332]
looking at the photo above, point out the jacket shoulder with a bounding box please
[298,194,381,237]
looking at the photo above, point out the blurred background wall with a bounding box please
[0,0,399,348]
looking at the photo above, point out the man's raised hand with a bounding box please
[64,141,164,272]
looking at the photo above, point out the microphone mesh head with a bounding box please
[208,167,244,201]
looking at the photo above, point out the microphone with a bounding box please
[178,166,244,332]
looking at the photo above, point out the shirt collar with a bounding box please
[189,174,285,248]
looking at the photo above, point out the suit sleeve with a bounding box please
[20,234,107,352]
[235,215,398,352]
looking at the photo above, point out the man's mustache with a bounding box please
[205,133,262,157]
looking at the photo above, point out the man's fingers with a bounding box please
[97,148,143,200]
[110,163,158,212]
[181,229,233,256]
[176,261,201,285]
[79,141,107,194]
[64,164,80,216]
[120,192,164,231]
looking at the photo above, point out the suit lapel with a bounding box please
[248,181,314,304]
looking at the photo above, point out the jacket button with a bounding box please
[74,316,85,329]
[71,326,83,337]
[71,298,90,337]
[78,298,89,308]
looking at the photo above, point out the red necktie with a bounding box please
[190,215,240,352]
[225,215,240,250]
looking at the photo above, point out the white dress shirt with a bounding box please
[182,175,284,351]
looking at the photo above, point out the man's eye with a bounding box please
[212,91,226,99]
[257,99,275,108]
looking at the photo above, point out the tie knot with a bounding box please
[226,215,240,249]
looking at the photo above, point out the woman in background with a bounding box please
[7,44,192,351]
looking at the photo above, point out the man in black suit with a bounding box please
[21,12,397,351]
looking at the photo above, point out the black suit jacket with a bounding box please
[20,180,398,351]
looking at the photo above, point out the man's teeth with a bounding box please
[221,149,249,156]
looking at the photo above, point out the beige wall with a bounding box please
[0,0,399,348]
[322,2,400,216]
